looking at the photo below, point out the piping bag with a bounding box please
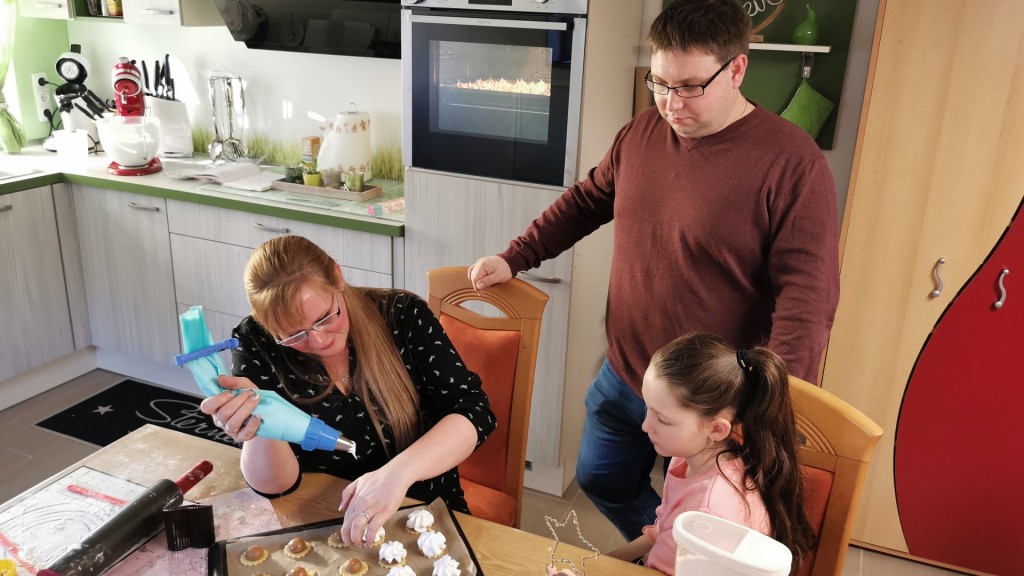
[38,461,213,576]
[174,305,357,455]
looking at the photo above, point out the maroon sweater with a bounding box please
[499,104,839,391]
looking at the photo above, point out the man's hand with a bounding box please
[468,256,512,291]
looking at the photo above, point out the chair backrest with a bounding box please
[789,375,883,576]
[427,266,548,527]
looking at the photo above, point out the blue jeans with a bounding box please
[575,359,661,540]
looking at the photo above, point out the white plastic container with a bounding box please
[673,511,792,576]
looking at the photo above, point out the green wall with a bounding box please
[10,13,69,141]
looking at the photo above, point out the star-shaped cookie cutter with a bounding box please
[545,509,601,576]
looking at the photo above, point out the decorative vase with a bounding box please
[302,173,322,187]
[792,5,819,45]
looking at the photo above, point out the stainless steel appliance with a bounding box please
[402,0,588,187]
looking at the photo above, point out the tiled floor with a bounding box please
[1,370,968,575]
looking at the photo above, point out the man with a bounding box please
[470,0,839,541]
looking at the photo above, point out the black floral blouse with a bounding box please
[230,289,496,513]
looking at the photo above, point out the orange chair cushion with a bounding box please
[439,313,521,494]
[462,478,517,527]
[796,465,835,576]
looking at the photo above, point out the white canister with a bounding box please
[318,107,372,180]
[673,511,792,576]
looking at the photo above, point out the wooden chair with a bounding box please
[427,266,548,528]
[790,376,883,576]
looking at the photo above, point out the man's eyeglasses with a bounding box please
[276,292,342,347]
[645,56,736,98]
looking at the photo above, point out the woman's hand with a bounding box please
[199,374,262,443]
[336,465,413,547]
[546,564,577,576]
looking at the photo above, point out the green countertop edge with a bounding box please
[1,173,404,237]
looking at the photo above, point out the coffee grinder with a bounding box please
[98,57,163,175]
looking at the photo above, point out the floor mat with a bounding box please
[36,379,237,448]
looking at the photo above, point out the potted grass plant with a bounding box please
[301,159,322,187]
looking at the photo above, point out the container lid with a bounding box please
[672,511,792,576]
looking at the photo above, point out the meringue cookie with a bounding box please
[406,509,435,534]
[432,554,461,576]
[417,530,447,559]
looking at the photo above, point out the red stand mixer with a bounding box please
[96,57,163,176]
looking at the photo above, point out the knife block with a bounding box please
[149,98,193,158]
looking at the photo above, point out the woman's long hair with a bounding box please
[244,235,420,453]
[650,332,815,572]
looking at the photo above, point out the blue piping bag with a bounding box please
[175,305,357,455]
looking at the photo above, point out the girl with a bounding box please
[549,332,814,575]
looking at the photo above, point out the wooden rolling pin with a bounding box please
[38,460,214,576]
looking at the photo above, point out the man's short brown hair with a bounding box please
[648,0,751,64]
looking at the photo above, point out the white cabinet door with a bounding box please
[74,186,179,364]
[122,0,221,26]
[17,0,73,19]
[0,188,75,381]
[404,168,572,468]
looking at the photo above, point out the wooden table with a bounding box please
[12,425,655,575]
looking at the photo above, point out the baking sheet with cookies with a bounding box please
[208,499,482,575]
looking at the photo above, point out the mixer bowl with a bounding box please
[96,115,161,168]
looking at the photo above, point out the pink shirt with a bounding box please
[645,457,771,574]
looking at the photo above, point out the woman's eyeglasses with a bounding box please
[276,292,342,347]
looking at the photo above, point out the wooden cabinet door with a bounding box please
[0,188,74,381]
[823,0,1024,552]
[894,201,1024,575]
[404,168,572,468]
[74,186,179,364]
[17,0,73,19]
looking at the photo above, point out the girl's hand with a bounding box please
[199,375,261,442]
[336,466,412,547]
[546,564,576,576]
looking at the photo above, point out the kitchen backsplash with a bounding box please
[65,20,402,156]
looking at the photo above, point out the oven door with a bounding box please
[402,9,586,187]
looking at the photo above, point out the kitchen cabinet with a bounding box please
[893,201,1024,576]
[122,0,222,26]
[17,0,73,19]
[820,0,1024,568]
[0,187,75,381]
[404,168,572,470]
[74,185,179,364]
[166,199,396,338]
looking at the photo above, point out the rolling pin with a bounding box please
[38,460,214,576]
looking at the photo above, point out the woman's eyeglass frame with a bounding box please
[276,292,342,347]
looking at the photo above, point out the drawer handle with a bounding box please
[0,205,12,213]
[520,272,562,284]
[994,269,1009,310]
[35,1,64,7]
[128,202,160,212]
[254,223,290,234]
[141,8,175,14]
[930,257,946,298]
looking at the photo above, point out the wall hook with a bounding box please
[801,52,815,79]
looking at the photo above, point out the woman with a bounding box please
[200,235,495,547]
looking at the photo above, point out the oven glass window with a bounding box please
[433,41,553,144]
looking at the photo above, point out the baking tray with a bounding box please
[271,180,383,202]
[208,499,482,575]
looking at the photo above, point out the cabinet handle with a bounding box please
[141,8,175,15]
[128,202,160,212]
[994,269,1009,310]
[520,272,562,284]
[35,1,64,7]
[930,258,947,298]
[0,205,12,213]
[254,223,290,234]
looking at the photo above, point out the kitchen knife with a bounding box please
[141,60,150,95]
[164,54,172,100]
[153,60,162,98]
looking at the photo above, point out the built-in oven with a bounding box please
[401,0,588,187]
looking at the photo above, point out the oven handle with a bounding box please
[408,14,569,31]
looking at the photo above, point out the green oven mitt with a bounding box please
[780,79,834,140]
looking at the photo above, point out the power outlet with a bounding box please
[30,73,53,123]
